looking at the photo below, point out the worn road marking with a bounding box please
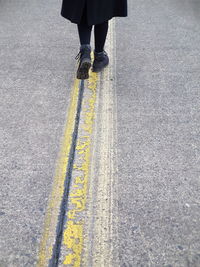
[82,18,119,267]
[37,18,117,267]
[61,70,98,266]
[37,77,81,267]
[59,18,118,266]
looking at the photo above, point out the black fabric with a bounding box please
[77,3,109,52]
[61,0,127,26]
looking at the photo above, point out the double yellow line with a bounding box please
[37,18,116,266]
[37,70,98,266]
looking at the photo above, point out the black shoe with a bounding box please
[92,50,109,73]
[76,44,91,80]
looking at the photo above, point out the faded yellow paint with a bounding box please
[37,78,80,267]
[63,221,83,266]
[62,70,98,266]
[79,19,118,266]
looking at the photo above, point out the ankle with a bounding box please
[80,44,91,51]
[94,49,104,54]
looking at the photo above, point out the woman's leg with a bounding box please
[94,21,109,52]
[77,4,92,45]
[77,23,92,45]
[92,21,109,73]
[76,4,92,79]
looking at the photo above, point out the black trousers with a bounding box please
[77,3,109,53]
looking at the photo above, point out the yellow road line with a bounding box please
[62,69,98,266]
[37,18,117,267]
[83,18,119,266]
[37,78,80,267]
[60,18,118,267]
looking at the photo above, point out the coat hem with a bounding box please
[61,12,127,26]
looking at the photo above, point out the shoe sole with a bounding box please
[77,59,91,80]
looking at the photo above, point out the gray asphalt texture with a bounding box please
[1,0,200,266]
[117,1,200,266]
[0,0,77,265]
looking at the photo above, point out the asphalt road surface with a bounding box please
[1,0,200,266]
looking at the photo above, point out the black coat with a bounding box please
[61,0,127,26]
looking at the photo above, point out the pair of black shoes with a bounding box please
[76,44,109,80]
